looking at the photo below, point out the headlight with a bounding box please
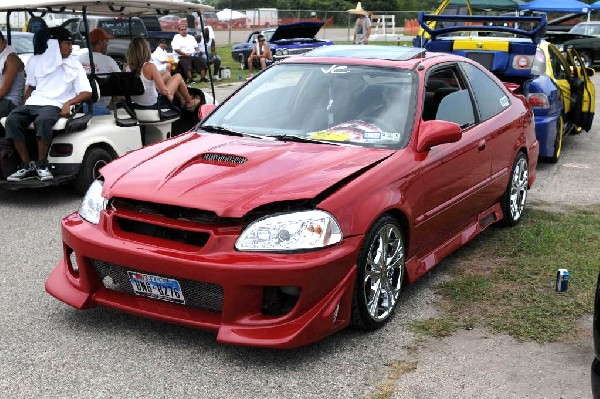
[235,210,342,251]
[79,180,107,224]
[275,48,283,56]
[282,49,289,55]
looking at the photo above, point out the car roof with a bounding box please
[304,45,427,62]
[0,0,213,16]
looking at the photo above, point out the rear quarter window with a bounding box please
[462,62,510,121]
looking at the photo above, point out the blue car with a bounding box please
[419,12,595,163]
[231,21,333,70]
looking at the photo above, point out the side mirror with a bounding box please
[416,120,462,152]
[198,104,217,121]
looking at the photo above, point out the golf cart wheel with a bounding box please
[73,147,114,194]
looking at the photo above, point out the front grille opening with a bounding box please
[117,217,210,247]
[111,198,220,224]
[261,286,301,316]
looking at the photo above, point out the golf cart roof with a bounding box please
[0,0,213,16]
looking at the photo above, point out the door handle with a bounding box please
[478,139,486,151]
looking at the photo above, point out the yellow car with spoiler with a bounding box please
[418,12,595,163]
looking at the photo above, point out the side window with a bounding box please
[462,62,509,121]
[548,47,569,80]
[423,66,475,128]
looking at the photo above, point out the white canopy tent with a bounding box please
[216,9,247,22]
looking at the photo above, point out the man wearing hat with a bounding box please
[78,28,120,115]
[5,26,92,182]
[349,2,371,45]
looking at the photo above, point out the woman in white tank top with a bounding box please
[126,36,200,111]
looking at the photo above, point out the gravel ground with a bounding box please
[0,59,597,399]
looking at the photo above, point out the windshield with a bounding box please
[201,63,417,149]
[8,34,34,54]
[569,23,600,36]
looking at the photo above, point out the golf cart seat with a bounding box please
[0,78,100,134]
[95,72,180,126]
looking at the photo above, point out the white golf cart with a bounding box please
[0,0,216,194]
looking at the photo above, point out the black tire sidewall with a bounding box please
[74,147,113,194]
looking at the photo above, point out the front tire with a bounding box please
[499,152,529,227]
[73,147,114,194]
[351,215,405,330]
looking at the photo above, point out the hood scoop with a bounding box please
[200,153,247,167]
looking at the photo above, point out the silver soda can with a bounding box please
[556,269,570,292]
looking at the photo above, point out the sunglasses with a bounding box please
[259,39,265,42]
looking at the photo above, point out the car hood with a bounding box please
[101,132,393,218]
[271,21,325,41]
[544,31,596,44]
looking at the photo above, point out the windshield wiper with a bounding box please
[201,125,265,139]
[267,134,338,145]
[201,125,244,137]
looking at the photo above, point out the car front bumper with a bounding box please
[46,212,363,349]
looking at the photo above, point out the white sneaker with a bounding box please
[213,75,221,81]
[7,161,36,181]
[35,160,54,181]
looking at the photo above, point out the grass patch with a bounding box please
[411,206,600,343]
[369,360,418,399]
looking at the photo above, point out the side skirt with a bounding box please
[405,202,504,283]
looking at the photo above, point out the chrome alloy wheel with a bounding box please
[362,223,405,322]
[509,156,529,222]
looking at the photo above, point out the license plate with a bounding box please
[127,271,185,305]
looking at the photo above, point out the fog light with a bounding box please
[261,286,301,315]
[67,248,79,274]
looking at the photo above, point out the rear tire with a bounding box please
[499,152,528,227]
[73,147,114,195]
[351,215,405,331]
[549,115,564,164]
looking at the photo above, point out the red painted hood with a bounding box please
[102,132,393,217]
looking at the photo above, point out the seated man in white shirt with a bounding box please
[5,27,92,181]
[151,39,173,84]
[171,25,207,83]
[77,28,120,115]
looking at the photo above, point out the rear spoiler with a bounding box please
[417,12,548,44]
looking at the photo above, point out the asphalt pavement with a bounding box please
[0,63,598,399]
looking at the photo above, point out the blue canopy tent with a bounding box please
[519,0,591,20]
[591,1,600,10]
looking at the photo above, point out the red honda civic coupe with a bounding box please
[46,45,539,349]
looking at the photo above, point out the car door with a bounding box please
[546,44,572,118]
[564,47,596,131]
[414,64,491,257]
[459,61,512,197]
